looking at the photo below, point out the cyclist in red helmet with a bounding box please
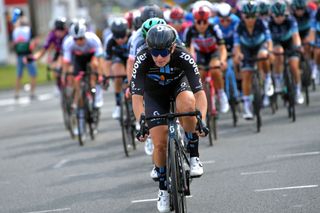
[184,6,229,114]
[168,6,191,39]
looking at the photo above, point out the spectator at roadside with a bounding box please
[12,14,38,100]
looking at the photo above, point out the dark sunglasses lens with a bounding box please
[74,37,84,41]
[196,20,208,25]
[151,49,170,57]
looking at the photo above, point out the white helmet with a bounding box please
[218,2,232,17]
[70,22,87,38]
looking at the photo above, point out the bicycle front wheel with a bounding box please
[120,97,129,157]
[252,74,262,132]
[169,139,187,213]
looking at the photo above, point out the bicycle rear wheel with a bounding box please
[169,139,187,213]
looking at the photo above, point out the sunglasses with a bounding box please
[220,17,231,23]
[150,48,171,57]
[196,20,208,25]
[244,14,256,19]
[274,14,285,17]
[171,19,183,25]
[74,37,85,41]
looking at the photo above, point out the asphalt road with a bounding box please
[0,84,319,213]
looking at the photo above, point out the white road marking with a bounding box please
[38,93,54,101]
[131,196,193,204]
[0,93,54,107]
[241,170,276,176]
[53,159,69,169]
[24,208,71,213]
[292,205,303,208]
[254,185,318,192]
[267,151,320,159]
[202,160,215,164]
[64,172,90,178]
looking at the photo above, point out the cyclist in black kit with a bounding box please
[131,24,207,213]
[104,18,131,119]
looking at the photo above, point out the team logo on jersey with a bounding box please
[132,53,147,79]
[179,52,199,75]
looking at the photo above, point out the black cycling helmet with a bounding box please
[241,1,258,15]
[54,17,67,30]
[111,18,128,39]
[259,2,270,16]
[146,24,176,49]
[292,0,307,10]
[140,4,164,23]
[271,2,286,17]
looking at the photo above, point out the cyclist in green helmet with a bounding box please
[141,17,167,39]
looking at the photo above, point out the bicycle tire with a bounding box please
[169,139,187,213]
[284,67,296,122]
[120,97,129,157]
[205,83,214,145]
[300,57,311,106]
[206,114,213,146]
[228,77,238,127]
[125,99,136,150]
[77,108,85,146]
[252,74,262,133]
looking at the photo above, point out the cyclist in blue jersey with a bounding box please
[233,1,274,119]
[309,7,320,84]
[291,0,317,82]
[269,2,304,104]
[211,2,240,53]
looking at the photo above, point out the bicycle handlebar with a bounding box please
[138,110,209,138]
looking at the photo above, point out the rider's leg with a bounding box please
[241,70,253,119]
[176,90,203,177]
[258,49,273,106]
[273,45,285,92]
[289,56,304,104]
[111,62,126,119]
[210,58,229,113]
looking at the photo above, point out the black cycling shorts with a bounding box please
[144,76,191,129]
[274,40,300,59]
[195,50,220,67]
[240,43,268,71]
[73,53,94,76]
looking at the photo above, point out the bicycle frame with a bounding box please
[142,107,205,213]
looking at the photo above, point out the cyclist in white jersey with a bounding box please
[62,22,105,117]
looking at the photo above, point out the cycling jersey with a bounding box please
[234,18,271,49]
[128,29,146,60]
[268,15,298,44]
[63,32,104,74]
[131,45,202,95]
[292,8,315,39]
[131,45,203,128]
[104,33,130,64]
[211,14,240,52]
[183,24,225,53]
[62,32,104,63]
[268,15,300,58]
[234,18,271,70]
[43,30,67,54]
